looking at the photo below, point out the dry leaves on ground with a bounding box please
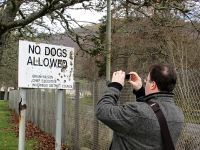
[10,111,68,150]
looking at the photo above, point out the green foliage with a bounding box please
[98,16,107,43]
[96,58,106,77]
[90,36,105,56]
[90,16,107,77]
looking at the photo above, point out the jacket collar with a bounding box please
[137,92,174,102]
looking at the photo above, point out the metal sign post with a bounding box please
[18,88,27,150]
[55,89,63,150]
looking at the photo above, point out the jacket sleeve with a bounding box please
[133,86,145,99]
[95,84,142,135]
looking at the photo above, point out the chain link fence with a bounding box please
[9,69,200,150]
[175,69,200,150]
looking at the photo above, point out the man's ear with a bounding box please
[150,81,157,90]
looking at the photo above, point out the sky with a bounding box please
[36,2,106,33]
[67,3,106,26]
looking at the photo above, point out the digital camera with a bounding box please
[125,74,136,81]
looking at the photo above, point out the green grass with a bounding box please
[80,96,93,106]
[0,100,38,150]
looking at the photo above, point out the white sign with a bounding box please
[18,40,74,89]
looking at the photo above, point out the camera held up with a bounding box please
[125,74,137,81]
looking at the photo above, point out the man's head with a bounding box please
[145,64,177,95]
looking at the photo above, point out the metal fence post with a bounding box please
[74,82,80,150]
[55,89,64,150]
[92,81,99,150]
[18,88,27,150]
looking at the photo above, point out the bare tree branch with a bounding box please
[0,0,91,34]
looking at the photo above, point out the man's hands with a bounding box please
[112,70,125,86]
[128,72,142,91]
[111,71,143,91]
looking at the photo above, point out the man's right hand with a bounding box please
[128,72,142,91]
[111,70,125,86]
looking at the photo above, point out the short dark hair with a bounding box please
[149,64,177,92]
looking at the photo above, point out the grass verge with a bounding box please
[0,100,38,150]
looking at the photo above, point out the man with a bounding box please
[96,64,184,150]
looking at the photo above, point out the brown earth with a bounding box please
[10,111,68,150]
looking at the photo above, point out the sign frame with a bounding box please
[18,40,74,90]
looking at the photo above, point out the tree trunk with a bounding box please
[0,0,22,63]
[0,33,8,64]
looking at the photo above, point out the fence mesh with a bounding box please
[175,69,200,150]
[9,69,200,150]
